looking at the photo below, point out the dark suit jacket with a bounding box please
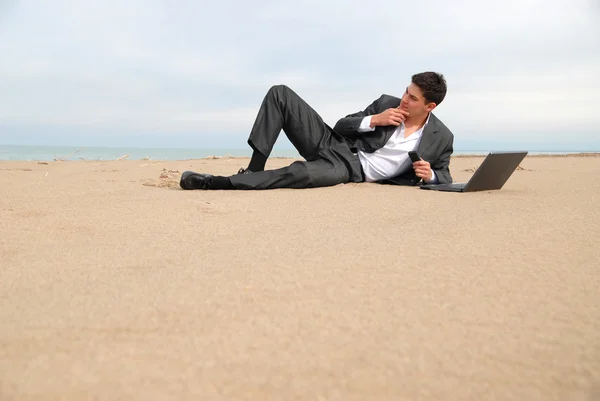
[333,94,454,185]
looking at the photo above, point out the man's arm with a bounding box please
[332,95,384,137]
[429,136,454,184]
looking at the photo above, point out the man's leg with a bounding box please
[180,141,364,191]
[244,84,335,172]
[231,157,351,190]
[179,150,360,190]
[179,84,364,190]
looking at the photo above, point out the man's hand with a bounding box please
[413,159,433,181]
[370,107,409,128]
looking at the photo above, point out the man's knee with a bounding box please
[270,84,290,92]
[267,84,293,99]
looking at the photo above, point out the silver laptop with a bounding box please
[420,151,528,192]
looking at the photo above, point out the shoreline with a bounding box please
[2,143,600,162]
[0,152,599,163]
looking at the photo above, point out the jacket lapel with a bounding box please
[417,114,439,157]
[384,125,396,139]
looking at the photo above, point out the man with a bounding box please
[179,71,454,190]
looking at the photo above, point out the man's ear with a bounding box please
[425,102,437,112]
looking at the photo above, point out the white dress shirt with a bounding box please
[356,113,438,184]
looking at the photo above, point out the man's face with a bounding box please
[400,83,436,119]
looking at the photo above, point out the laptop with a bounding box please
[420,151,528,192]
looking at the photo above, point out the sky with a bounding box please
[0,0,599,150]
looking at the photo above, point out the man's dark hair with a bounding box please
[411,72,447,105]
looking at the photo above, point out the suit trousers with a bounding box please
[228,85,364,190]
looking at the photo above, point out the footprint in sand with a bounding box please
[143,168,181,188]
[0,167,33,171]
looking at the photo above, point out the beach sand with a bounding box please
[1,154,599,400]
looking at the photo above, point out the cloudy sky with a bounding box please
[0,0,599,150]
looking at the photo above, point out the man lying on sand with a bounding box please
[180,71,454,190]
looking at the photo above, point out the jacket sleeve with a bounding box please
[430,135,454,184]
[332,95,383,137]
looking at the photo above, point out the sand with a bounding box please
[1,154,599,401]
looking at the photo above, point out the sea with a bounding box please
[0,144,595,162]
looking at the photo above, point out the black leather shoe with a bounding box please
[237,167,253,175]
[180,171,214,190]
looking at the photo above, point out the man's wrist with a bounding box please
[425,169,437,183]
[369,115,379,128]
[358,116,376,132]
